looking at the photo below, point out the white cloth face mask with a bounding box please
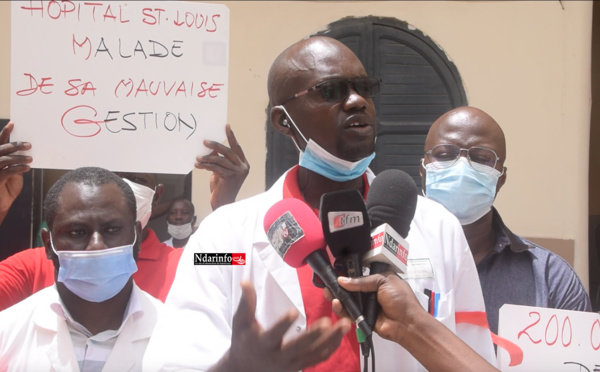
[123,178,155,229]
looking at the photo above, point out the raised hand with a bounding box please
[210,281,351,372]
[195,124,250,210]
[0,122,32,225]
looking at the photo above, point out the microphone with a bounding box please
[363,169,418,329]
[319,189,371,279]
[320,189,373,355]
[263,198,373,340]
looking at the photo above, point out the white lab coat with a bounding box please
[143,169,497,371]
[0,283,161,371]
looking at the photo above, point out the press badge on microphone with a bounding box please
[399,258,434,279]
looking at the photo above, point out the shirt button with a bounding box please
[296,326,302,332]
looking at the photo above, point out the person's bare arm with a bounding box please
[0,122,32,226]
[330,272,499,372]
[209,281,351,372]
[150,125,249,221]
[196,124,250,211]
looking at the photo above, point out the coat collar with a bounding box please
[255,167,375,318]
[31,284,158,371]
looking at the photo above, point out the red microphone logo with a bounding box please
[328,211,364,233]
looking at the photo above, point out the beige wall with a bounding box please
[0,1,593,287]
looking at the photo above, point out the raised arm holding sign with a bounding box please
[0,122,31,225]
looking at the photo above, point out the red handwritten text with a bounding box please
[60,105,198,140]
[20,1,130,24]
[65,79,97,96]
[61,105,102,137]
[173,11,220,32]
[518,311,597,350]
[142,8,166,26]
[114,79,223,99]
[16,73,54,96]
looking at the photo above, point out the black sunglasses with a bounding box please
[280,77,381,105]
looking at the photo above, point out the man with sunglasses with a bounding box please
[145,36,496,371]
[420,106,591,336]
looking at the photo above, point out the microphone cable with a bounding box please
[362,335,376,372]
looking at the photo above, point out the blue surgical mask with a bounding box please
[51,231,138,303]
[299,139,375,182]
[424,157,502,225]
[275,105,375,182]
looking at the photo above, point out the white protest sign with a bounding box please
[498,304,600,371]
[10,1,229,174]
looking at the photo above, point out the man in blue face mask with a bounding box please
[0,167,162,371]
[420,106,592,335]
[0,122,250,310]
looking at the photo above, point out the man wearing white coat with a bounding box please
[0,167,161,371]
[144,36,497,372]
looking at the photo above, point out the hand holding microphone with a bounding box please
[328,272,500,372]
[319,189,373,356]
[315,170,418,339]
[263,198,373,340]
[363,169,418,329]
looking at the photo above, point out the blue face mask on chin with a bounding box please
[299,139,375,182]
[51,231,138,303]
[275,105,375,182]
[424,157,502,225]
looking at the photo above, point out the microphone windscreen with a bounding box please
[366,169,418,238]
[263,198,325,268]
[319,189,371,258]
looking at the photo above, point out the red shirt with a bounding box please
[282,166,369,372]
[0,229,182,311]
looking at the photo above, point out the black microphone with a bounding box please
[319,189,372,350]
[319,189,371,279]
[263,198,373,340]
[363,169,418,329]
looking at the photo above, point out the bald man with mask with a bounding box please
[420,106,591,335]
[144,36,496,372]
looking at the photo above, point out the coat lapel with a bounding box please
[103,287,157,371]
[32,297,80,371]
[45,326,80,372]
[255,174,306,318]
[256,234,306,317]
